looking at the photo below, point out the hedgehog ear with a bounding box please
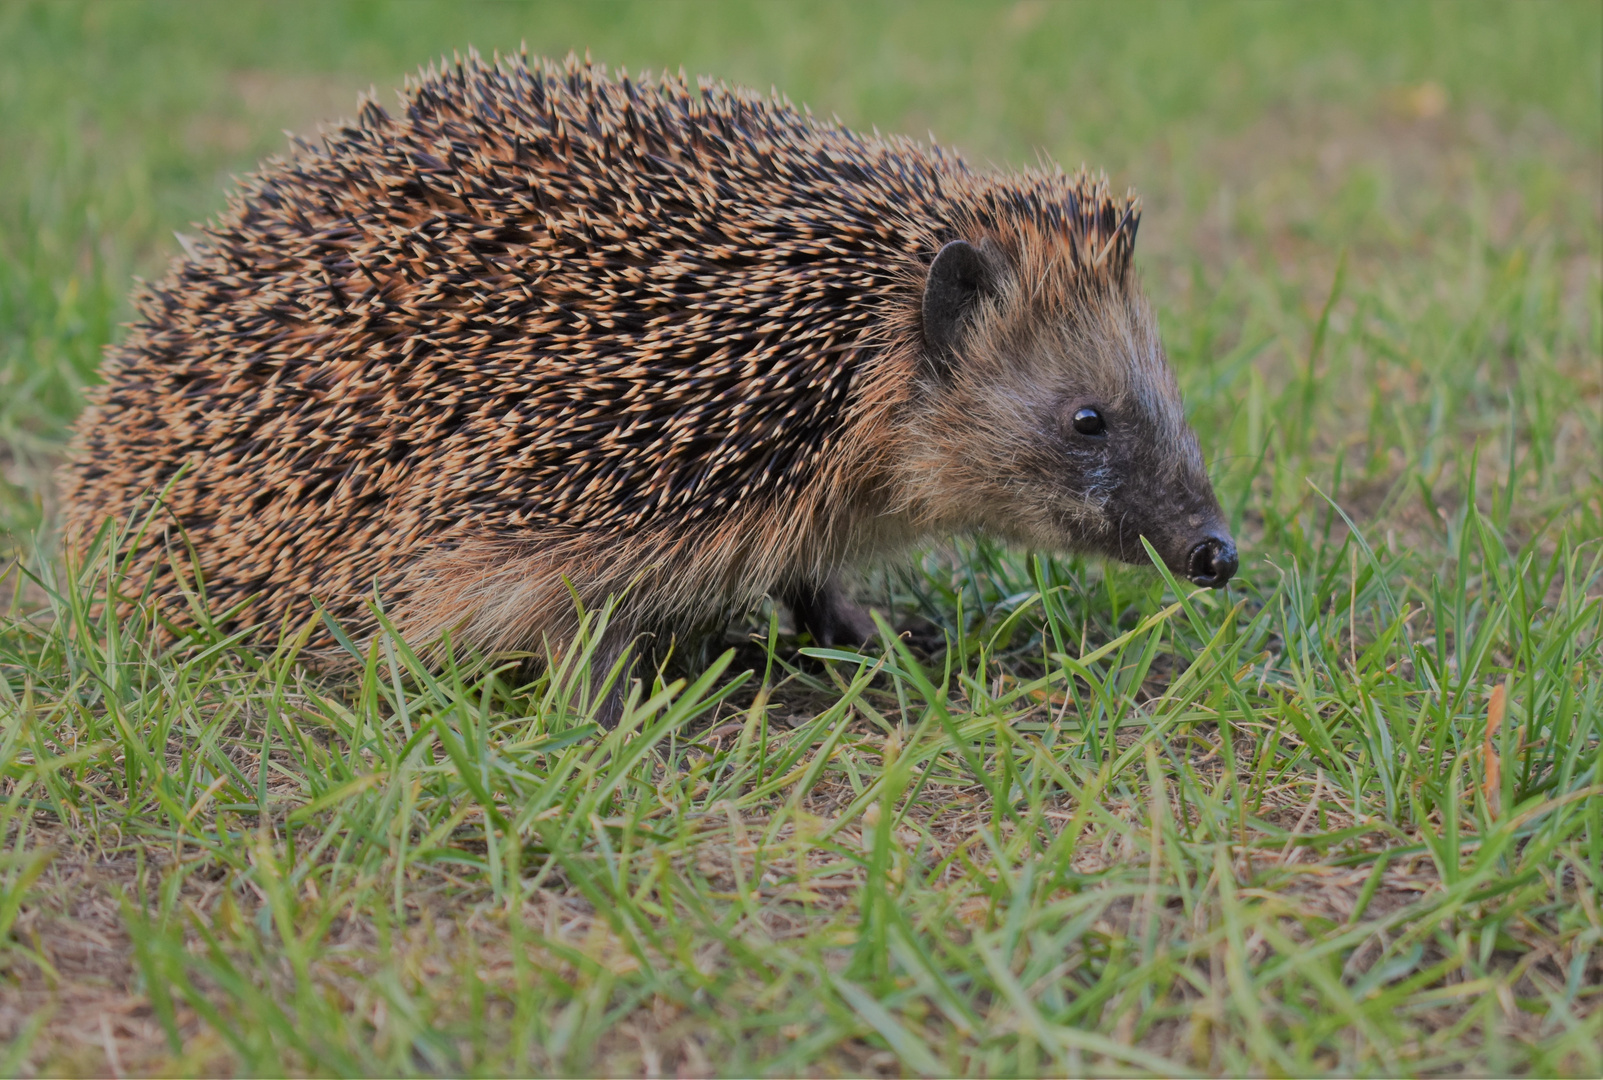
[921,239,997,377]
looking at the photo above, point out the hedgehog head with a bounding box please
[898,184,1236,589]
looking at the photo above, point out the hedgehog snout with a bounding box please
[1186,533,1238,588]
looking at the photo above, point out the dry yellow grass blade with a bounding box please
[1482,679,1507,818]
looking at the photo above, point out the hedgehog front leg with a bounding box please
[785,574,878,648]
[585,633,638,728]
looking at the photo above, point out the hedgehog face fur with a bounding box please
[902,234,1236,587]
[61,51,1236,715]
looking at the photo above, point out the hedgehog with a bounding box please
[62,50,1237,714]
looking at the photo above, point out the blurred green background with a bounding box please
[1,0,1599,547]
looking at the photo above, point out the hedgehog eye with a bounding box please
[1072,407,1106,436]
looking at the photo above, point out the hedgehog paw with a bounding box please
[786,576,878,648]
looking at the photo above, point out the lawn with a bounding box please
[2,1,1601,1075]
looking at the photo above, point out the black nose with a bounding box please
[1187,536,1238,588]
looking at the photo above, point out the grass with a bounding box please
[2,0,1601,1075]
